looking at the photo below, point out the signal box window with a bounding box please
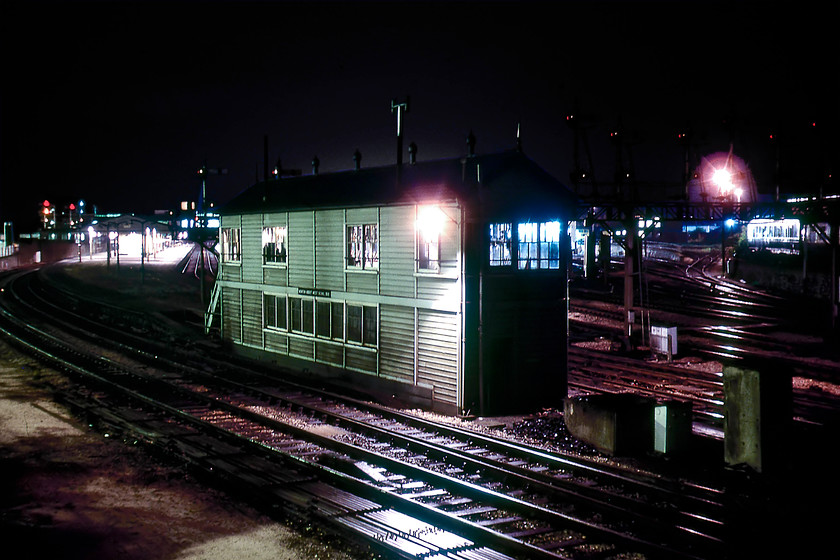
[263,294,287,330]
[417,206,443,272]
[316,301,345,340]
[220,227,241,262]
[346,224,379,269]
[346,304,377,346]
[290,297,314,334]
[262,226,287,264]
[517,221,561,270]
[489,223,512,266]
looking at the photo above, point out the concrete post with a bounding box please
[722,362,791,473]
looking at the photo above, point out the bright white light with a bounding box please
[712,168,732,192]
[417,205,445,240]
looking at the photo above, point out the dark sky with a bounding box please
[2,0,836,232]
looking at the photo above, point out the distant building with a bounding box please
[210,149,578,415]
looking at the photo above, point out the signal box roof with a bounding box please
[220,150,579,222]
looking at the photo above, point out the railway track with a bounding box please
[0,263,739,559]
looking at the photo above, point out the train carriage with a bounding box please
[212,148,577,416]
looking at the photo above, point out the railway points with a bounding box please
[1,244,837,559]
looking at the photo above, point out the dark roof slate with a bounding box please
[220,150,579,220]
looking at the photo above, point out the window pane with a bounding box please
[316,301,330,337]
[489,223,511,266]
[364,224,379,268]
[347,225,363,267]
[363,306,377,346]
[290,298,302,332]
[276,296,287,330]
[263,294,276,328]
[262,226,287,264]
[331,302,344,340]
[302,299,314,334]
[347,304,362,343]
[518,222,537,269]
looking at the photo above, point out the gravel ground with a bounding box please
[0,339,372,560]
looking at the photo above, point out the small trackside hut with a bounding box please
[212,148,577,416]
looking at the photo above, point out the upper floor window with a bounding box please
[346,224,378,269]
[517,221,561,270]
[262,225,287,265]
[220,227,241,262]
[417,205,444,272]
[489,223,512,266]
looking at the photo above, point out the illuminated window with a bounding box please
[346,304,377,346]
[517,221,561,270]
[489,223,512,266]
[346,224,378,269]
[262,226,287,264]
[220,227,241,262]
[417,206,444,272]
[290,297,314,334]
[263,294,287,330]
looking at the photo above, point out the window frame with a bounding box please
[220,227,241,262]
[489,222,513,267]
[346,223,379,270]
[516,220,562,270]
[263,293,287,330]
[345,303,377,347]
[262,225,288,266]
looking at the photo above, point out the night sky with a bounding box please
[2,1,836,234]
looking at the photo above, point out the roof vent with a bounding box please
[353,149,362,170]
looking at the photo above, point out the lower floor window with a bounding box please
[290,297,314,334]
[346,304,377,346]
[264,294,287,329]
[265,294,375,347]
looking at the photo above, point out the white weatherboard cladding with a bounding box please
[289,337,314,360]
[315,340,343,366]
[380,205,415,297]
[222,200,464,409]
[221,287,242,344]
[289,211,314,288]
[315,209,344,291]
[242,289,263,348]
[346,272,377,295]
[221,215,240,228]
[346,207,378,224]
[265,330,288,354]
[417,309,459,406]
[242,214,263,284]
[379,304,415,384]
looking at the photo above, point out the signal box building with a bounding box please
[213,149,577,416]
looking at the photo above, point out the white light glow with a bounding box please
[417,205,445,240]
